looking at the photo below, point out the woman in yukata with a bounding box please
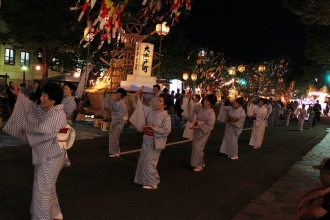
[4,82,67,220]
[219,97,246,160]
[247,97,268,149]
[182,94,201,140]
[130,86,172,190]
[186,93,217,172]
[61,82,77,167]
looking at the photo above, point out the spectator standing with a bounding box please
[6,81,16,115]
[313,100,322,126]
[30,80,42,104]
[297,104,307,131]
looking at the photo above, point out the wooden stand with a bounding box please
[101,120,109,131]
[93,118,103,127]
[76,114,86,121]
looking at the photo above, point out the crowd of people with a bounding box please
[2,80,330,219]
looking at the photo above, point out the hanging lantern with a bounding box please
[238,65,245,72]
[191,73,197,81]
[278,78,283,83]
[182,72,189,80]
[84,27,94,41]
[228,67,236,75]
[258,65,266,72]
[156,22,170,36]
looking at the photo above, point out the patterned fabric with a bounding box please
[220,106,246,158]
[3,93,66,220]
[148,91,161,109]
[61,96,77,126]
[186,100,216,168]
[183,102,201,139]
[133,99,171,186]
[31,152,65,220]
[4,94,66,165]
[102,97,128,155]
[248,104,267,148]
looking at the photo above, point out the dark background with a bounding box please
[180,0,310,73]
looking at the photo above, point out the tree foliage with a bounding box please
[304,25,330,65]
[0,0,83,82]
[283,0,330,26]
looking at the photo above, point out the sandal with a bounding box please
[193,167,203,172]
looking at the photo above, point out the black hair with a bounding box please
[34,80,40,85]
[162,88,168,94]
[182,90,186,95]
[64,82,77,92]
[41,83,63,105]
[159,93,172,110]
[116,88,127,97]
[153,84,160,91]
[258,98,266,104]
[195,94,201,101]
[202,94,217,107]
[235,97,244,106]
[92,68,98,73]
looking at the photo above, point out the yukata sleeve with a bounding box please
[186,99,201,121]
[102,96,115,115]
[234,108,246,129]
[256,107,267,121]
[3,93,38,141]
[65,99,77,120]
[200,111,216,134]
[153,114,171,136]
[129,98,147,131]
[217,105,231,123]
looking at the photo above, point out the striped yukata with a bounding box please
[102,97,127,155]
[61,96,77,165]
[3,94,66,220]
[186,100,216,168]
[130,99,171,187]
[219,105,246,158]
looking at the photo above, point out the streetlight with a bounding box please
[155,22,170,79]
[22,66,27,84]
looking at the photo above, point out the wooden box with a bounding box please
[76,114,86,121]
[93,118,103,127]
[101,120,109,131]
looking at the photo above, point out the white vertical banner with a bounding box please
[133,42,154,76]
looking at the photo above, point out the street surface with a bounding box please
[0,117,329,220]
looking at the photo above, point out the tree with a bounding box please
[0,0,84,82]
[304,25,330,65]
[283,0,330,26]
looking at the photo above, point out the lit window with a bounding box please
[21,52,30,67]
[4,48,15,65]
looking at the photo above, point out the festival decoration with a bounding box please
[191,73,197,81]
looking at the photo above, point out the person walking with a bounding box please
[248,97,267,149]
[183,94,201,139]
[297,104,307,131]
[186,93,217,172]
[103,88,128,157]
[313,100,322,126]
[307,105,315,129]
[4,82,67,220]
[219,97,246,160]
[130,86,171,189]
[61,82,77,167]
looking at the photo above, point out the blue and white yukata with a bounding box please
[102,97,128,155]
[4,94,66,220]
[130,99,171,187]
[186,100,216,168]
[61,96,77,165]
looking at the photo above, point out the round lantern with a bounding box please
[278,78,283,83]
[191,73,197,81]
[156,22,170,36]
[182,72,189,80]
[258,65,266,72]
[238,65,245,72]
[229,67,236,75]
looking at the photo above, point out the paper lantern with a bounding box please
[191,73,197,81]
[238,65,245,72]
[229,67,236,75]
[258,65,266,72]
[156,22,170,36]
[182,72,189,80]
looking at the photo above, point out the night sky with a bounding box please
[180,0,310,72]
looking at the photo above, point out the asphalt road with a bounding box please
[0,117,329,220]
